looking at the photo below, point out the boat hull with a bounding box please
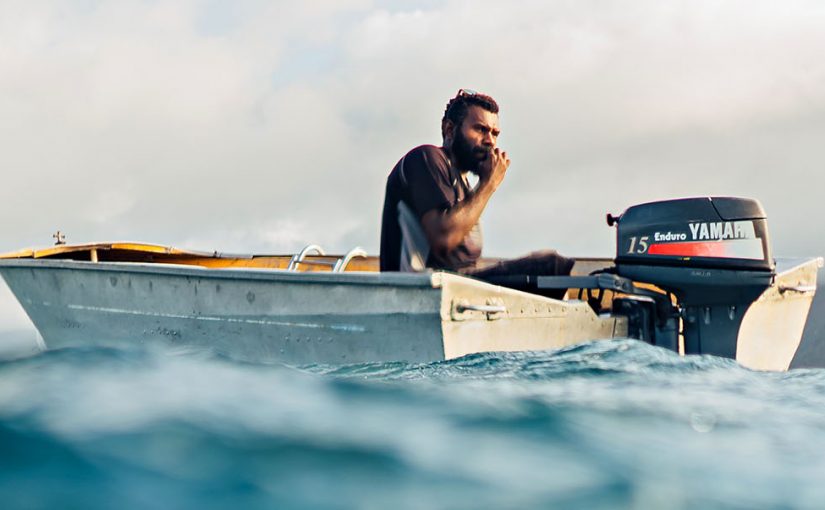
[0,260,624,364]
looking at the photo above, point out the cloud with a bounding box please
[0,0,823,267]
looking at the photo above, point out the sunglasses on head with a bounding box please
[455,88,479,98]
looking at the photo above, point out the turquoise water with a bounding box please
[1,338,825,509]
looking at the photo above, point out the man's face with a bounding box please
[450,105,500,172]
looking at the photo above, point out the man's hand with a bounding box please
[476,148,509,190]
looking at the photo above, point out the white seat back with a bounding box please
[397,201,430,273]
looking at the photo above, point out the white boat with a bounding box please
[1,197,823,370]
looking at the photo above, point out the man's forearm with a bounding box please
[422,178,496,254]
[421,147,509,257]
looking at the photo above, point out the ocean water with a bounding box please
[1,337,825,510]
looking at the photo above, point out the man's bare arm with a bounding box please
[421,148,509,256]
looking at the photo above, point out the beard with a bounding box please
[451,129,491,172]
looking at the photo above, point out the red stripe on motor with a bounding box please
[648,242,730,257]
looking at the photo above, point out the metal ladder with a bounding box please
[287,244,367,272]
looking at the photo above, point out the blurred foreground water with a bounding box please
[1,335,825,509]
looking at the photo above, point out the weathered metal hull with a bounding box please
[786,264,825,369]
[737,258,824,370]
[0,260,624,364]
[2,256,824,369]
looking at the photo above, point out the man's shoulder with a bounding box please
[407,144,444,156]
[403,145,449,174]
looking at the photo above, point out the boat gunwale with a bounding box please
[0,258,440,288]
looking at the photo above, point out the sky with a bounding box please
[1,0,824,330]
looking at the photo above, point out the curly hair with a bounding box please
[442,90,499,135]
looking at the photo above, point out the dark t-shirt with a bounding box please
[380,145,482,272]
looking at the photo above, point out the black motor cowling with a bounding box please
[609,197,775,358]
[613,196,773,272]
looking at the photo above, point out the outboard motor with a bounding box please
[609,197,775,358]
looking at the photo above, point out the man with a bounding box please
[380,89,573,292]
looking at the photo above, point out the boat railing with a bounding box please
[287,244,326,270]
[287,244,368,272]
[333,247,368,272]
